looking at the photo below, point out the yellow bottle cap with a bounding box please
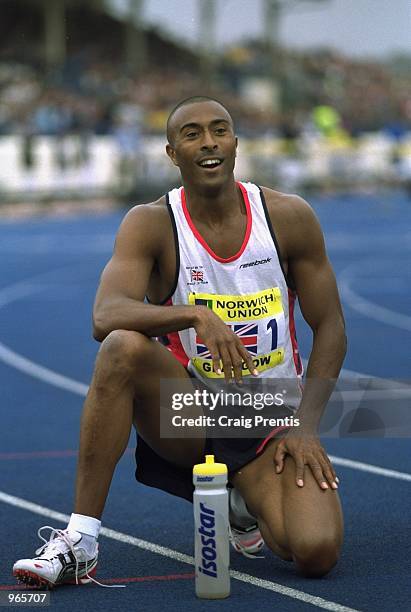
[193,454,228,476]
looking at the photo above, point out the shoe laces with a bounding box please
[228,524,265,559]
[36,526,125,589]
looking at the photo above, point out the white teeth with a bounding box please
[200,159,221,166]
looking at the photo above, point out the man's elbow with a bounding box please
[92,327,105,342]
[335,314,347,357]
[315,313,347,353]
[341,328,348,358]
[92,326,105,343]
[92,313,109,342]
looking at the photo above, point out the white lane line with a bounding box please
[0,270,90,397]
[0,343,88,397]
[6,337,408,402]
[329,456,411,482]
[229,571,359,612]
[0,283,45,308]
[0,491,359,612]
[339,268,411,332]
[0,274,408,484]
[336,388,411,401]
[305,361,411,389]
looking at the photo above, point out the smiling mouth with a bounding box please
[198,159,223,169]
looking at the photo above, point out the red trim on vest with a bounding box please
[181,182,252,263]
[256,425,290,454]
[163,298,189,367]
[288,289,303,376]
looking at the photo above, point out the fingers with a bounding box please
[306,453,339,490]
[284,452,333,489]
[228,345,243,385]
[237,343,259,378]
[280,451,330,489]
[195,313,259,381]
[274,436,340,490]
[209,339,259,382]
[306,459,329,489]
[320,450,339,489]
[218,344,234,384]
[208,342,222,377]
[274,441,286,474]
[295,456,305,487]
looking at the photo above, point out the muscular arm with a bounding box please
[92,204,198,341]
[286,195,347,430]
[265,189,347,488]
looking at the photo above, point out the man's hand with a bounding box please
[274,432,339,490]
[194,306,259,384]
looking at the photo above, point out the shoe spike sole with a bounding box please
[13,566,97,589]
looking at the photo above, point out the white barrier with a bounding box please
[0,133,409,199]
[0,136,118,194]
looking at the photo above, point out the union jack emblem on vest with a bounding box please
[195,322,259,357]
[191,270,204,282]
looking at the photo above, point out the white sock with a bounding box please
[68,513,101,538]
[67,513,101,554]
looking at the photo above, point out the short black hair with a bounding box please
[166,96,232,144]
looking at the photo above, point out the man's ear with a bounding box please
[166,143,179,167]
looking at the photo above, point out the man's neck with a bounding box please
[182,177,244,223]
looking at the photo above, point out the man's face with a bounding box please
[166,101,237,189]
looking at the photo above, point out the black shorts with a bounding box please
[134,393,294,502]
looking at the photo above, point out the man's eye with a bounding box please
[215,128,227,134]
[186,132,198,138]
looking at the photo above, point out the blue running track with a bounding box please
[0,189,410,611]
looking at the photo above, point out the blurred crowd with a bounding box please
[0,0,409,202]
[0,38,410,147]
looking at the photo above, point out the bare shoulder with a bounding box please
[115,195,172,257]
[260,186,318,225]
[120,195,169,230]
[260,186,324,258]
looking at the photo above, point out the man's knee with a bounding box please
[96,329,152,381]
[292,535,340,578]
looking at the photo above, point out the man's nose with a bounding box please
[200,130,217,149]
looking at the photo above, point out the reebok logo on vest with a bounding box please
[239,257,271,269]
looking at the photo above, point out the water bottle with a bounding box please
[193,454,230,599]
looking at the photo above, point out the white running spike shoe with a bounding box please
[230,523,265,558]
[229,487,265,558]
[13,526,98,588]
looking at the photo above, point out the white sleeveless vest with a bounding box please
[162,181,303,382]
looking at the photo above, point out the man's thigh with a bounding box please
[231,437,343,555]
[131,337,206,469]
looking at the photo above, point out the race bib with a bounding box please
[188,288,285,378]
